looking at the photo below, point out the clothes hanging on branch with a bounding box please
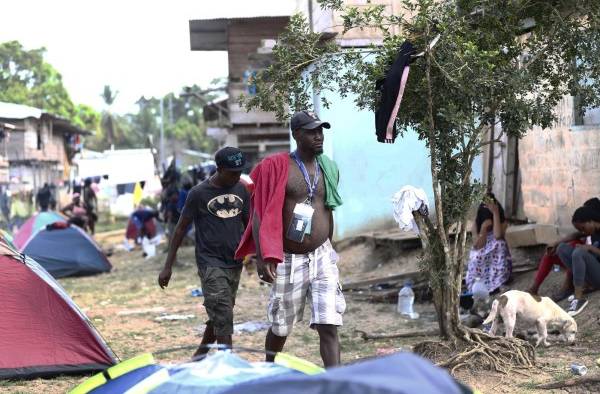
[374,35,441,144]
[375,41,416,144]
[391,185,429,233]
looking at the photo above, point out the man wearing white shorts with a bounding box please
[269,239,345,338]
[247,111,345,367]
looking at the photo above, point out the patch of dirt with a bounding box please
[336,239,422,283]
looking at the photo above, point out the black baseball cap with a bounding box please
[215,146,246,172]
[290,110,331,131]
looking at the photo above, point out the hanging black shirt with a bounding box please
[375,41,416,143]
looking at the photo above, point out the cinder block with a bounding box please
[505,224,559,248]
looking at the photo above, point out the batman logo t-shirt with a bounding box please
[181,180,250,268]
[207,194,244,218]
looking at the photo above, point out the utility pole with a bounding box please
[159,97,165,172]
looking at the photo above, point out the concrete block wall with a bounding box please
[518,102,600,230]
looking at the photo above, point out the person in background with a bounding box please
[61,193,88,231]
[164,187,180,251]
[465,193,512,294]
[527,198,600,301]
[10,191,29,232]
[83,178,98,235]
[128,206,160,242]
[48,183,57,211]
[158,147,250,358]
[178,180,193,214]
[0,186,11,229]
[36,183,51,212]
[557,204,600,316]
[72,179,82,195]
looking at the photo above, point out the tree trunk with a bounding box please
[430,252,463,340]
[414,211,468,341]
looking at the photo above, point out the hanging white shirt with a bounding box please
[391,186,429,233]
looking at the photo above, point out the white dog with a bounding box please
[483,290,577,347]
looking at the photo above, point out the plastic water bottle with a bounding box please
[472,277,489,301]
[397,281,416,319]
[190,288,203,297]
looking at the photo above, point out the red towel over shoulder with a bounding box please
[235,152,289,263]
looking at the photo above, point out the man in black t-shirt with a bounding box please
[36,183,51,212]
[158,147,249,358]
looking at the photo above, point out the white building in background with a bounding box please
[73,149,161,216]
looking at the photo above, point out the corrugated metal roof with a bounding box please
[0,102,43,120]
[189,15,292,24]
[0,101,92,135]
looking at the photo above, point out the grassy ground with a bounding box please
[93,215,129,234]
[2,238,600,393]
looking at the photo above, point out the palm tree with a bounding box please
[100,85,118,146]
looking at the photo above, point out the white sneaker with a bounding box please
[568,298,589,317]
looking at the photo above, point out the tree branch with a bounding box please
[424,26,450,252]
[356,329,439,341]
[535,376,600,390]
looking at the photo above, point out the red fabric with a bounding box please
[240,176,255,194]
[49,221,69,230]
[125,218,157,240]
[0,256,114,370]
[235,153,289,263]
[532,239,582,288]
[125,218,138,240]
[14,218,35,249]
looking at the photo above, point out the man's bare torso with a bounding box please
[282,155,331,254]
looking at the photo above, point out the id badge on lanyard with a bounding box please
[286,152,319,243]
[286,201,314,243]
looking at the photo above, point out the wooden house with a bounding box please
[0,102,90,191]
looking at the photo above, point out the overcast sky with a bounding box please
[0,0,296,114]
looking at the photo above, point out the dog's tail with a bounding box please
[483,299,500,325]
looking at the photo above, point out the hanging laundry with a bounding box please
[391,185,429,233]
[375,41,416,144]
[133,182,143,206]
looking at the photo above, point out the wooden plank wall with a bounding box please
[227,17,289,82]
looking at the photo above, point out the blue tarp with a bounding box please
[23,226,111,278]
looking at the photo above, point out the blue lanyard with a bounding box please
[292,151,320,203]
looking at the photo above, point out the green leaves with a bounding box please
[242,0,600,230]
[0,40,82,123]
[0,40,108,139]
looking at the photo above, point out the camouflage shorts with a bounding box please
[198,265,242,336]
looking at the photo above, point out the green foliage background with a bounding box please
[0,40,217,153]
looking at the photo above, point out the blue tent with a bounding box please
[71,351,475,394]
[221,353,472,394]
[71,352,300,394]
[22,224,111,278]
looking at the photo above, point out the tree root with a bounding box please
[413,327,536,374]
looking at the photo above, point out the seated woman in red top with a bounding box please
[527,197,600,301]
